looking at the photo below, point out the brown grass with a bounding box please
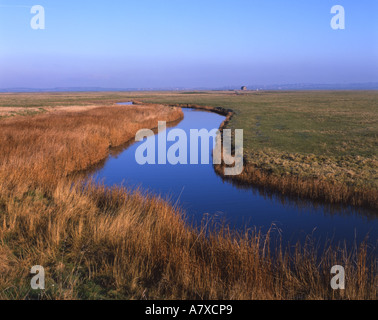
[0,102,376,300]
[0,104,183,187]
[0,180,376,300]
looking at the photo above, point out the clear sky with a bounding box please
[0,0,377,88]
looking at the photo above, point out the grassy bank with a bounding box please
[0,93,376,300]
[1,181,376,300]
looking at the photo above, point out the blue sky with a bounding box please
[0,0,377,88]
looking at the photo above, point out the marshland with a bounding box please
[0,91,376,300]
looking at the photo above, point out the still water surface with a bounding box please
[92,107,377,246]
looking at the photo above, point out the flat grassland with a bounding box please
[0,92,376,300]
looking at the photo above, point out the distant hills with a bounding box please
[0,87,144,93]
[242,83,378,91]
[0,83,377,93]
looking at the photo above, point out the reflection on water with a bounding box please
[89,108,377,247]
[216,171,378,220]
[116,101,133,105]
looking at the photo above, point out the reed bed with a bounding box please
[0,104,183,188]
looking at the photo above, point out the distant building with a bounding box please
[241,86,247,91]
